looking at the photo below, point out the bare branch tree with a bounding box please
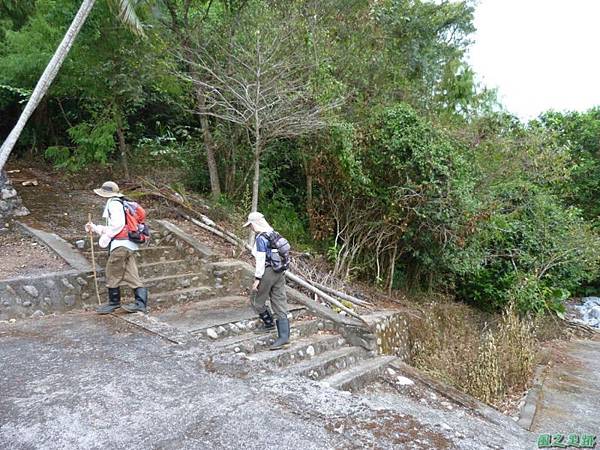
[180,24,341,224]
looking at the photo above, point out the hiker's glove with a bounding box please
[85,222,101,234]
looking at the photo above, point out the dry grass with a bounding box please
[408,301,537,407]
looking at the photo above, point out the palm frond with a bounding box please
[109,0,146,37]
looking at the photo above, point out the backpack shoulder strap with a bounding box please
[106,197,122,219]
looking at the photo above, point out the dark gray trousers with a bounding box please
[250,267,288,320]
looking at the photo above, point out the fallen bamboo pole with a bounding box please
[181,212,242,248]
[309,280,373,307]
[285,271,369,324]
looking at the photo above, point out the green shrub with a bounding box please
[45,119,117,170]
[261,191,310,246]
[457,185,600,314]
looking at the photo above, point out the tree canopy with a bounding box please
[2,0,599,315]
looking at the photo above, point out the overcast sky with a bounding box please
[467,0,600,120]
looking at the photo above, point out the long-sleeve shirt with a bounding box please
[252,233,272,279]
[92,198,138,252]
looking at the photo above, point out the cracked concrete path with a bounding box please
[531,336,600,437]
[1,312,535,449]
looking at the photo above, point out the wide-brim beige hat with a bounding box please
[93,181,123,198]
[243,212,273,233]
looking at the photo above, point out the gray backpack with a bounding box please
[260,231,291,273]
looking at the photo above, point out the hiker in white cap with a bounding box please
[244,211,291,350]
[85,181,148,314]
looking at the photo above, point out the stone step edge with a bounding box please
[248,333,343,363]
[190,304,307,337]
[321,355,397,391]
[287,346,367,377]
[215,317,324,349]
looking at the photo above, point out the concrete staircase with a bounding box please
[79,226,227,307]
[211,313,397,391]
[75,219,397,392]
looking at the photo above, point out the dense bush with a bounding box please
[457,186,600,314]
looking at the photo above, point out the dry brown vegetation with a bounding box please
[407,301,540,409]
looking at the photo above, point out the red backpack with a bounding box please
[113,199,150,244]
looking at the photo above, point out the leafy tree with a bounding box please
[0,0,146,173]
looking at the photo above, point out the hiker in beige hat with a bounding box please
[244,211,291,350]
[86,181,148,314]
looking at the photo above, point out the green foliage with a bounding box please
[536,109,600,219]
[45,118,117,170]
[2,0,600,318]
[261,192,310,246]
[457,187,600,314]
[324,103,479,286]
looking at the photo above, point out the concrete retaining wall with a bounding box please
[0,270,98,320]
[370,311,412,361]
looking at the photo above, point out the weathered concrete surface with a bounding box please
[359,366,537,450]
[16,222,92,272]
[1,312,534,450]
[530,336,600,436]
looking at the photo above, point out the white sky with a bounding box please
[467,0,600,120]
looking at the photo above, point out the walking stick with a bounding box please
[88,213,102,305]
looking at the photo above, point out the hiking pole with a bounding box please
[88,213,102,305]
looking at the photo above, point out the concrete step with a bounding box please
[152,286,218,307]
[216,318,328,353]
[73,231,166,250]
[84,245,182,266]
[248,334,345,368]
[138,259,201,278]
[95,271,213,296]
[195,307,307,342]
[287,346,367,380]
[96,285,219,309]
[144,272,212,292]
[321,355,397,392]
[151,295,305,339]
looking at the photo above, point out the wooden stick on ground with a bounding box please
[309,280,373,307]
[88,213,101,305]
[285,271,369,324]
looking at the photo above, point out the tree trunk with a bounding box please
[388,244,398,295]
[195,89,221,200]
[251,146,260,213]
[306,173,313,211]
[116,126,130,180]
[0,0,97,172]
[248,139,261,244]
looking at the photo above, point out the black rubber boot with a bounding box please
[269,318,290,350]
[96,287,121,314]
[122,287,148,313]
[254,310,275,334]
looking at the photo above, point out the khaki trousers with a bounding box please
[105,247,143,289]
[250,267,288,320]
